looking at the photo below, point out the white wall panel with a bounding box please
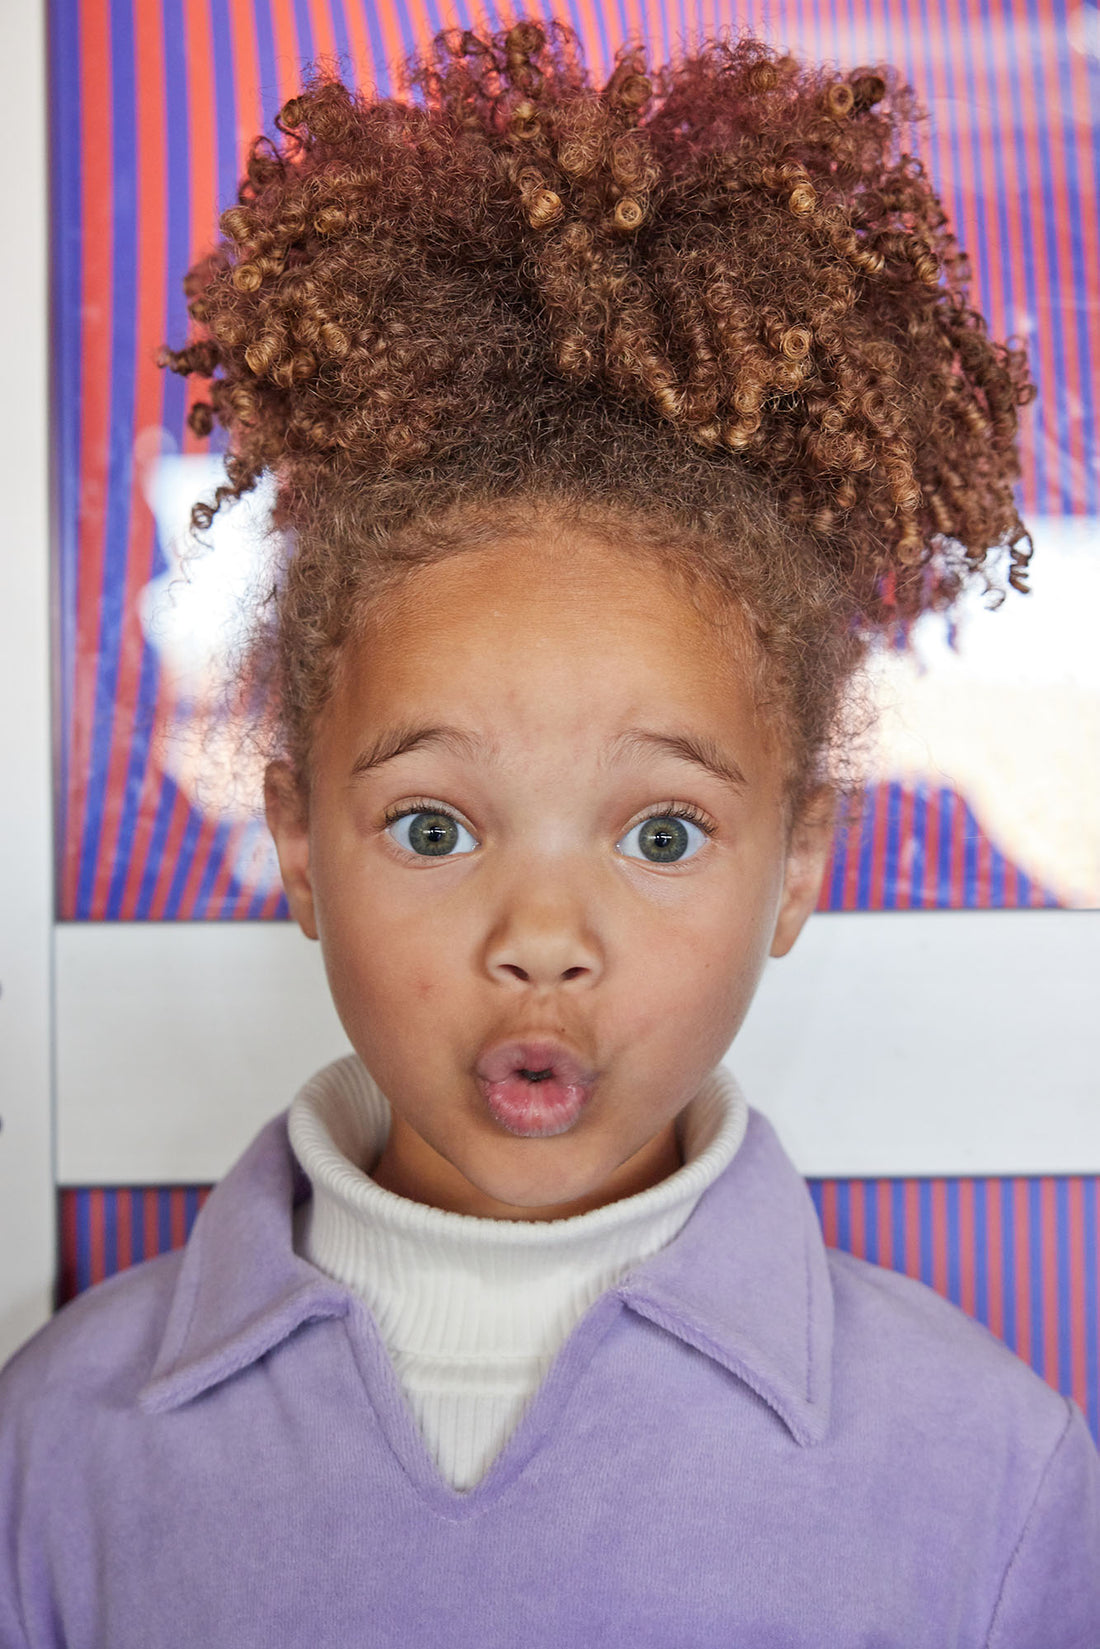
[56,910,1100,1184]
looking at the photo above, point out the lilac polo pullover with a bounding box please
[2,1091,1099,1647]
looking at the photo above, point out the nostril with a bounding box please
[561,966,587,980]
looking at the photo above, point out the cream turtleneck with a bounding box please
[288,1055,748,1491]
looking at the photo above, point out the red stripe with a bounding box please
[147,787,193,916]
[930,1178,948,1297]
[201,819,244,917]
[948,790,965,909]
[896,786,915,909]
[89,1188,105,1286]
[305,0,337,69]
[1041,1178,1060,1388]
[92,0,169,918]
[119,765,168,919]
[957,1179,976,1317]
[141,1188,156,1260]
[1013,8,1058,519]
[975,826,991,910]
[184,0,218,409]
[1063,9,1100,510]
[876,1178,893,1272]
[65,0,114,918]
[921,789,940,908]
[850,1180,867,1260]
[1013,1178,1031,1367]
[341,1,377,95]
[820,1181,838,1247]
[1068,1178,1087,1416]
[228,0,263,160]
[117,1188,134,1272]
[1034,0,1085,510]
[868,783,889,909]
[170,1188,187,1251]
[175,814,220,916]
[268,0,302,107]
[986,1177,1005,1341]
[903,1180,921,1281]
[259,883,287,918]
[60,1191,80,1304]
[841,796,862,911]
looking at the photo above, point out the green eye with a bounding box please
[617,814,707,864]
[387,810,478,857]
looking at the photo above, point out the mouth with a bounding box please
[474,1038,598,1138]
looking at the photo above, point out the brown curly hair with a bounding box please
[159,18,1034,810]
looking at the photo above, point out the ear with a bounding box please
[769,788,835,959]
[263,760,319,941]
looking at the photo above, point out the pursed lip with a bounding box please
[474,1036,598,1088]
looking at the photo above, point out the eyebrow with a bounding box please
[349,722,493,778]
[609,728,748,793]
[350,720,746,792]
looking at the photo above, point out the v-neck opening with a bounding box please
[341,1290,627,1519]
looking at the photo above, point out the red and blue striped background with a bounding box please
[48,0,1097,1442]
[58,1173,1100,1441]
[50,0,1096,919]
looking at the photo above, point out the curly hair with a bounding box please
[159,18,1035,808]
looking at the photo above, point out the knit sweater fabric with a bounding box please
[287,1056,748,1490]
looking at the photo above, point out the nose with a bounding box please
[482,890,604,990]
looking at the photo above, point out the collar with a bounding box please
[137,1095,833,1446]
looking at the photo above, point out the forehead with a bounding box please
[318,531,773,776]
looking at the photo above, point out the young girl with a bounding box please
[2,19,1097,1645]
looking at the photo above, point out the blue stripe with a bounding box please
[292,0,315,69]
[322,0,356,85]
[854,790,874,909]
[210,0,241,216]
[863,1180,879,1264]
[251,0,283,121]
[1028,1177,1044,1377]
[1085,1178,1099,1438]
[132,770,182,918]
[891,1179,907,1273]
[1001,1178,1017,1355]
[49,0,85,865]
[1056,1180,1072,1397]
[936,788,953,909]
[76,0,141,918]
[157,1187,173,1253]
[973,1178,989,1329]
[836,1180,851,1252]
[945,1180,961,1308]
[883,781,902,911]
[76,1191,91,1296]
[161,0,192,456]
[161,806,205,918]
[104,0,190,918]
[1000,4,1046,509]
[191,817,232,917]
[918,1179,934,1287]
[909,785,927,908]
[1023,0,1073,512]
[132,1184,145,1264]
[104,1189,119,1278]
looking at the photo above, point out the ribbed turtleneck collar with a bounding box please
[288,1056,748,1359]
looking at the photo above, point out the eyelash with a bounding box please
[381,798,718,843]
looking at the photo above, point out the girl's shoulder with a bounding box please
[0,1246,185,1426]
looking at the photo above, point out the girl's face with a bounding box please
[266,529,830,1218]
